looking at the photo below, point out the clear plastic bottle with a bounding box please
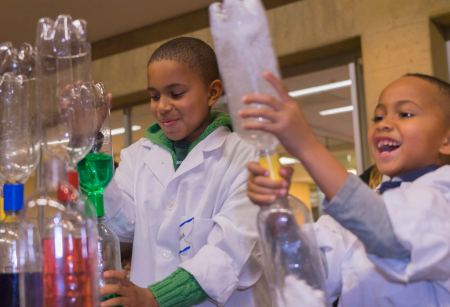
[35,15,95,175]
[0,54,40,306]
[76,82,120,304]
[0,72,40,184]
[210,1,330,306]
[0,42,35,78]
[0,184,41,307]
[97,210,122,304]
[77,82,114,204]
[35,15,100,221]
[19,159,100,307]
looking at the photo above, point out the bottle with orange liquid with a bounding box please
[19,159,100,307]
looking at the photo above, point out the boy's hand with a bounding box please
[100,271,159,307]
[242,72,350,201]
[239,72,317,159]
[247,162,294,206]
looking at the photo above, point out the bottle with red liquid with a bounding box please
[19,159,100,307]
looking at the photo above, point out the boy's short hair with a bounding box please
[405,73,450,123]
[148,37,220,85]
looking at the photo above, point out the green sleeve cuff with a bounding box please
[148,268,209,307]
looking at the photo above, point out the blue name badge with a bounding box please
[179,217,194,260]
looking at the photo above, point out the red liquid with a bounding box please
[42,237,95,307]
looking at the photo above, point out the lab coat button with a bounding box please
[162,250,171,259]
[167,201,175,211]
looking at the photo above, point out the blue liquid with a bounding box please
[0,273,43,307]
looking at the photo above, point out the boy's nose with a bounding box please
[377,118,394,131]
[157,97,173,113]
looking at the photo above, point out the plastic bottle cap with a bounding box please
[88,194,104,217]
[3,184,24,211]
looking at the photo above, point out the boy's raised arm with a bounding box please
[239,72,350,202]
[241,72,410,260]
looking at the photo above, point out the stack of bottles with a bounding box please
[0,42,40,307]
[209,0,330,306]
[1,14,124,307]
[77,82,122,304]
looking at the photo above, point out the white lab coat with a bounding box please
[316,166,450,307]
[103,126,271,307]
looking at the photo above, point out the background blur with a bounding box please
[2,0,450,220]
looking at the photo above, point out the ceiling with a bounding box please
[1,0,217,47]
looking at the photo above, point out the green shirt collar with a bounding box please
[145,110,232,169]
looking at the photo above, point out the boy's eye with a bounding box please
[150,95,160,101]
[372,116,383,123]
[399,112,414,118]
[171,92,185,99]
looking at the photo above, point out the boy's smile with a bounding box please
[368,76,450,178]
[147,60,222,142]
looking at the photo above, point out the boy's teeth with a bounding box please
[377,140,400,147]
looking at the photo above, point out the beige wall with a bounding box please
[92,0,450,126]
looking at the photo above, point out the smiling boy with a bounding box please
[100,37,270,307]
[242,72,450,306]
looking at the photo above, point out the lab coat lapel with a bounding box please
[171,143,204,181]
[143,143,175,189]
[170,126,230,182]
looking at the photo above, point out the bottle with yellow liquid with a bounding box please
[210,0,330,305]
[258,149,329,307]
[1,185,4,221]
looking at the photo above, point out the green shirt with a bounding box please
[174,139,191,169]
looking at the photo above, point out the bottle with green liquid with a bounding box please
[77,83,122,305]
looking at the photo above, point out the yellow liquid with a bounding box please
[259,154,282,181]
[0,198,4,220]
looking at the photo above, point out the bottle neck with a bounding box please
[4,210,20,217]
[97,216,105,223]
[259,149,282,181]
[88,194,104,217]
[67,171,80,191]
[3,210,20,223]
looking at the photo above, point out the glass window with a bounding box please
[132,103,156,143]
[111,109,125,164]
[282,65,357,220]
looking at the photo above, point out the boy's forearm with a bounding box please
[294,136,349,201]
[323,174,410,259]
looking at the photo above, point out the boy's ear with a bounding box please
[439,128,450,156]
[207,80,224,107]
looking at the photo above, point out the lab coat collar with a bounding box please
[391,164,440,182]
[142,141,175,188]
[140,126,231,188]
[171,126,231,181]
[378,164,440,194]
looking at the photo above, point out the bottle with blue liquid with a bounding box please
[0,185,42,307]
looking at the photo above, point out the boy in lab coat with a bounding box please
[242,72,450,306]
[100,37,270,307]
